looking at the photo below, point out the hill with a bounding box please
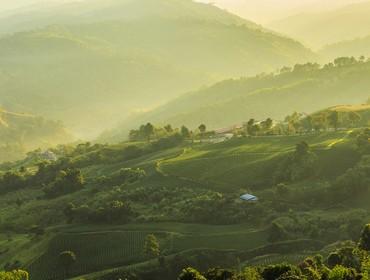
[0,125,369,279]
[0,0,258,36]
[309,104,370,128]
[268,1,370,49]
[0,0,316,137]
[319,36,370,60]
[102,58,370,142]
[0,108,73,162]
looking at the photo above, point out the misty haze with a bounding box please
[0,1,369,280]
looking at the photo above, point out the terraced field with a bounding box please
[24,223,268,279]
[28,231,162,280]
[160,131,354,190]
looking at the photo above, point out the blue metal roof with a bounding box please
[240,194,258,201]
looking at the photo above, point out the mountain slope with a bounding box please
[103,59,370,141]
[319,36,370,60]
[268,1,370,49]
[0,0,315,137]
[0,0,259,36]
[0,109,73,162]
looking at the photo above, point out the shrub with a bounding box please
[178,267,206,280]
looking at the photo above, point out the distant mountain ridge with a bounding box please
[269,1,370,49]
[0,0,259,36]
[101,59,370,142]
[0,0,316,137]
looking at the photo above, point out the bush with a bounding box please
[359,224,370,251]
[0,270,29,280]
[328,266,357,280]
[44,168,84,198]
[262,264,301,280]
[178,267,206,280]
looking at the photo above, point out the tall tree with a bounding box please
[198,124,206,134]
[181,126,191,139]
[143,123,154,142]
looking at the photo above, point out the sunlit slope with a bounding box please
[0,0,315,136]
[107,60,370,141]
[0,109,72,162]
[268,1,370,49]
[160,131,360,190]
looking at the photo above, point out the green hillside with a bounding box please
[268,1,370,49]
[0,121,369,279]
[0,0,315,137]
[309,104,370,128]
[0,109,73,162]
[0,0,258,36]
[103,58,370,142]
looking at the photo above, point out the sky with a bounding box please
[197,0,368,23]
[0,0,368,23]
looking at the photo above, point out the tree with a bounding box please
[181,126,191,139]
[327,111,339,131]
[359,224,370,251]
[45,168,85,197]
[262,264,300,280]
[328,265,358,280]
[0,270,29,280]
[144,234,160,258]
[164,124,173,133]
[178,267,206,280]
[246,119,255,135]
[327,252,342,268]
[143,123,155,142]
[59,251,76,277]
[334,57,357,67]
[205,268,235,280]
[262,118,273,131]
[198,124,206,134]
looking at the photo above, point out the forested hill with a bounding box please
[0,109,73,162]
[103,58,370,142]
[0,0,315,137]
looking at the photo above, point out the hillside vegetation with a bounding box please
[0,114,369,278]
[103,57,370,142]
[0,109,72,162]
[0,0,315,137]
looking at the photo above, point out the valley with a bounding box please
[0,1,369,280]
